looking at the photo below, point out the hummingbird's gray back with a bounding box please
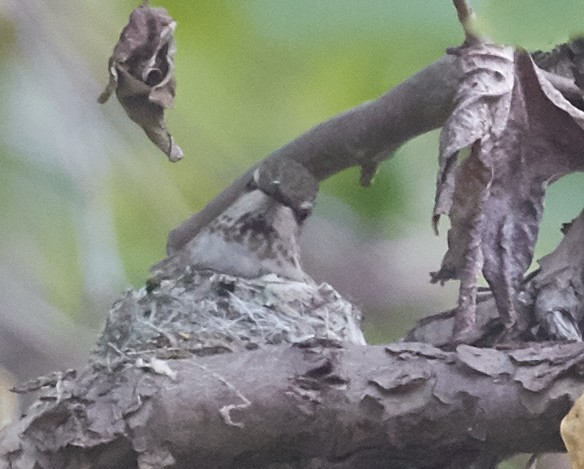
[152,189,305,281]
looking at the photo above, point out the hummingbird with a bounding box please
[150,158,319,282]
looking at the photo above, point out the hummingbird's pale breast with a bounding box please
[151,190,306,281]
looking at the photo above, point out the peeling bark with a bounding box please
[2,341,583,469]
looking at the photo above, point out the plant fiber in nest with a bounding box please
[92,269,366,363]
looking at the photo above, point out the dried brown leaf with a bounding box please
[562,391,584,469]
[99,3,183,162]
[433,43,584,340]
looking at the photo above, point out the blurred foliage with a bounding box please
[0,0,583,370]
[474,0,584,50]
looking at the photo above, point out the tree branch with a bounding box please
[407,209,584,347]
[1,341,582,469]
[166,55,459,254]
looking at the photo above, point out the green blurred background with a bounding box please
[0,1,583,465]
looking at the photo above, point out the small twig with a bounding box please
[453,0,479,43]
[142,321,178,347]
[525,453,538,469]
[107,342,127,357]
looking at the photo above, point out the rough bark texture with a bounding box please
[1,212,583,468]
[2,341,584,469]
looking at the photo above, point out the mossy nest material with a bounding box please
[92,269,365,362]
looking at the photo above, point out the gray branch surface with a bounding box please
[166,55,459,254]
[2,341,584,469]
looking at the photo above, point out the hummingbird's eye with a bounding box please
[294,207,312,224]
[294,200,314,223]
[247,176,259,191]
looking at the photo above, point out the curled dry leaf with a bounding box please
[99,3,183,162]
[562,390,584,469]
[432,42,584,340]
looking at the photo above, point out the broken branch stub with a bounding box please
[530,209,584,341]
[432,41,584,341]
[3,342,583,468]
[99,3,183,162]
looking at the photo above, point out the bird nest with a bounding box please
[92,268,365,363]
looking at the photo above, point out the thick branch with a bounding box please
[167,55,459,254]
[1,341,583,469]
[408,208,584,346]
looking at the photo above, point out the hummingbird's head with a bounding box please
[250,158,319,224]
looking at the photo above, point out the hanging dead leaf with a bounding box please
[99,2,183,162]
[432,42,584,340]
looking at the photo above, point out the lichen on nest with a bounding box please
[92,268,365,362]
